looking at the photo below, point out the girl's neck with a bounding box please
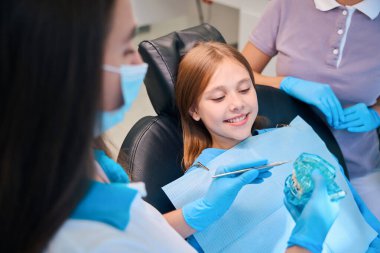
[336,0,363,6]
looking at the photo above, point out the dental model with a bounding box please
[284,153,346,206]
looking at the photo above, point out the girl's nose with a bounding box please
[228,95,244,112]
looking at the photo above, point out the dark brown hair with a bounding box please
[0,0,116,252]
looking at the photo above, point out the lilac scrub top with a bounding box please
[249,0,380,178]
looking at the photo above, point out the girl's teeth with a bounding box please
[228,115,246,123]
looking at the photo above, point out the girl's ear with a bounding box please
[189,107,201,121]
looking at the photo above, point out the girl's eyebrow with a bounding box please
[237,78,252,85]
[203,86,225,97]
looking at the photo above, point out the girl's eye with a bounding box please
[211,96,225,102]
[240,88,251,94]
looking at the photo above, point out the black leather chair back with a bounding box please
[118,24,348,214]
[118,115,183,213]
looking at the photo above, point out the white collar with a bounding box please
[314,0,340,11]
[314,0,380,20]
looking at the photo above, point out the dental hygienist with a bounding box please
[1,0,340,252]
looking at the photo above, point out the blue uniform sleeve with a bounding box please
[94,149,130,183]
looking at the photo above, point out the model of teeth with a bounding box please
[284,152,346,206]
[291,172,301,193]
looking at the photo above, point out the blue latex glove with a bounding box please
[182,159,272,231]
[280,77,344,127]
[285,171,340,253]
[335,103,380,132]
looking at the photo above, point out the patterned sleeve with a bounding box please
[249,0,283,57]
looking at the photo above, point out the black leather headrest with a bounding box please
[138,23,225,116]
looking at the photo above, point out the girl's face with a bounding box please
[101,0,143,111]
[191,59,258,149]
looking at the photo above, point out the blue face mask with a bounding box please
[95,63,148,136]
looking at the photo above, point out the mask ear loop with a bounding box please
[103,65,120,74]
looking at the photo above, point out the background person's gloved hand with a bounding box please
[335,103,380,132]
[280,77,344,127]
[285,171,340,253]
[182,159,272,231]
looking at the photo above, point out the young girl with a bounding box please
[176,41,267,170]
[175,41,271,252]
[174,41,380,252]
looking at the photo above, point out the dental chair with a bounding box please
[117,23,348,214]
